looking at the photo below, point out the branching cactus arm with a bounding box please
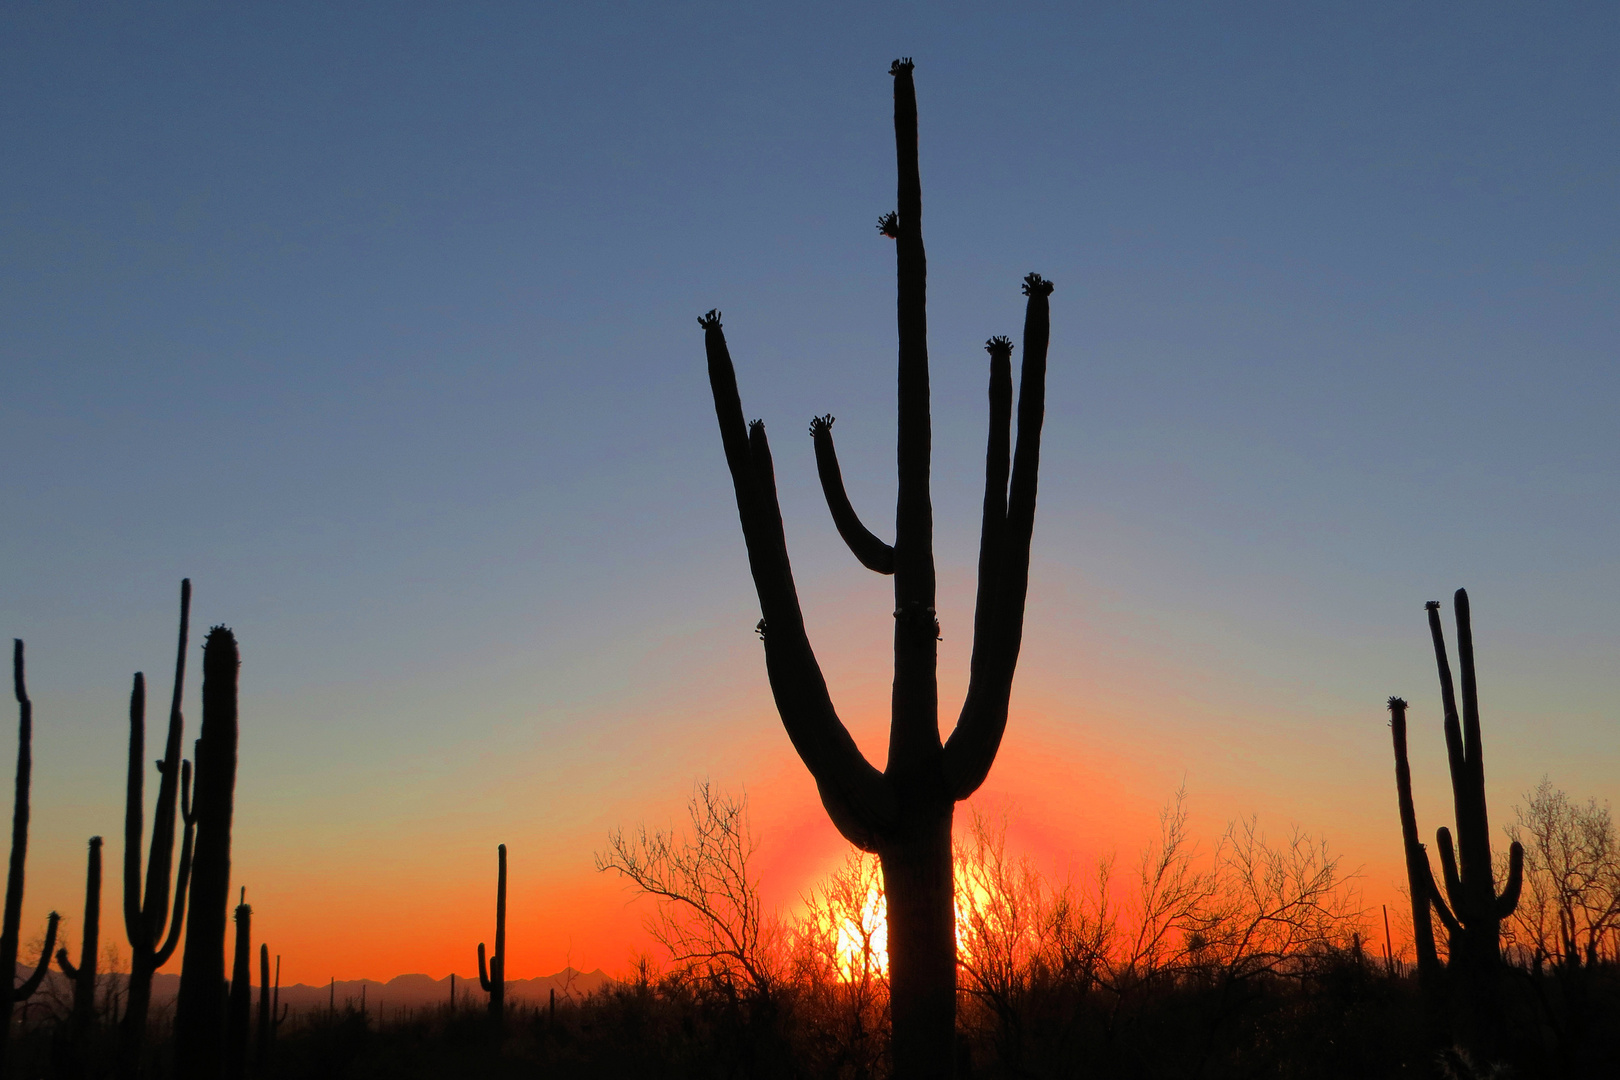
[808,415,894,575]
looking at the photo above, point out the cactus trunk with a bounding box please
[700,60,1051,1080]
[118,581,198,1080]
[174,626,241,1080]
[477,844,506,1020]
[55,835,103,1077]
[2,642,62,1075]
[256,944,270,1065]
[226,892,251,1079]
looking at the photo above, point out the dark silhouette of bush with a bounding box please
[698,57,1052,1078]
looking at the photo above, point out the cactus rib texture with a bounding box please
[699,60,1052,1080]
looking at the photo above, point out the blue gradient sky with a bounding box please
[3,3,1616,979]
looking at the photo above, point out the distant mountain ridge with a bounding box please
[18,966,611,1015]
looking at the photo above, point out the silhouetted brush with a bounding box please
[174,625,241,1080]
[699,58,1053,1079]
[477,843,506,1020]
[56,835,103,1075]
[117,580,200,1080]
[226,889,251,1080]
[1,641,62,1075]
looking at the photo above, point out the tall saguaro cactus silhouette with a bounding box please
[699,60,1051,1078]
[2,642,62,1075]
[1387,590,1524,1056]
[256,945,287,1065]
[174,625,241,1080]
[118,581,199,1080]
[477,843,507,1020]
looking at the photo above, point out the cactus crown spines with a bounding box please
[890,58,914,76]
[203,625,239,660]
[877,211,900,239]
[1387,696,1407,712]
[985,336,1014,358]
[698,309,723,332]
[748,419,766,438]
[808,414,835,438]
[1022,273,1054,298]
[1424,600,1440,612]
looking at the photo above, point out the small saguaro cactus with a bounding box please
[1387,590,1524,1056]
[477,843,507,1019]
[1,641,62,1074]
[226,889,252,1080]
[700,59,1052,1079]
[256,945,288,1064]
[174,625,242,1080]
[118,581,200,1080]
[57,835,104,1068]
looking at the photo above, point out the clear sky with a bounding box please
[3,2,1616,984]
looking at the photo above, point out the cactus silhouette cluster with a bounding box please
[700,58,1051,1078]
[1388,589,1524,1055]
[477,843,507,1019]
[1,642,61,1075]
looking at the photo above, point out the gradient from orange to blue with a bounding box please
[3,4,1617,985]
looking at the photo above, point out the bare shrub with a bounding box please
[596,782,782,1001]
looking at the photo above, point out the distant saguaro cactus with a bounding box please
[477,843,506,1019]
[255,945,288,1065]
[2,641,62,1074]
[1387,591,1524,1056]
[174,625,241,1080]
[118,581,200,1080]
[56,835,103,1074]
[226,889,251,1080]
[699,59,1051,1079]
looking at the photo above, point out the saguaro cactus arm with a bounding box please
[808,416,895,574]
[126,580,191,957]
[702,314,896,850]
[154,758,196,967]
[941,277,1053,799]
[16,911,60,999]
[477,942,491,991]
[4,641,34,994]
